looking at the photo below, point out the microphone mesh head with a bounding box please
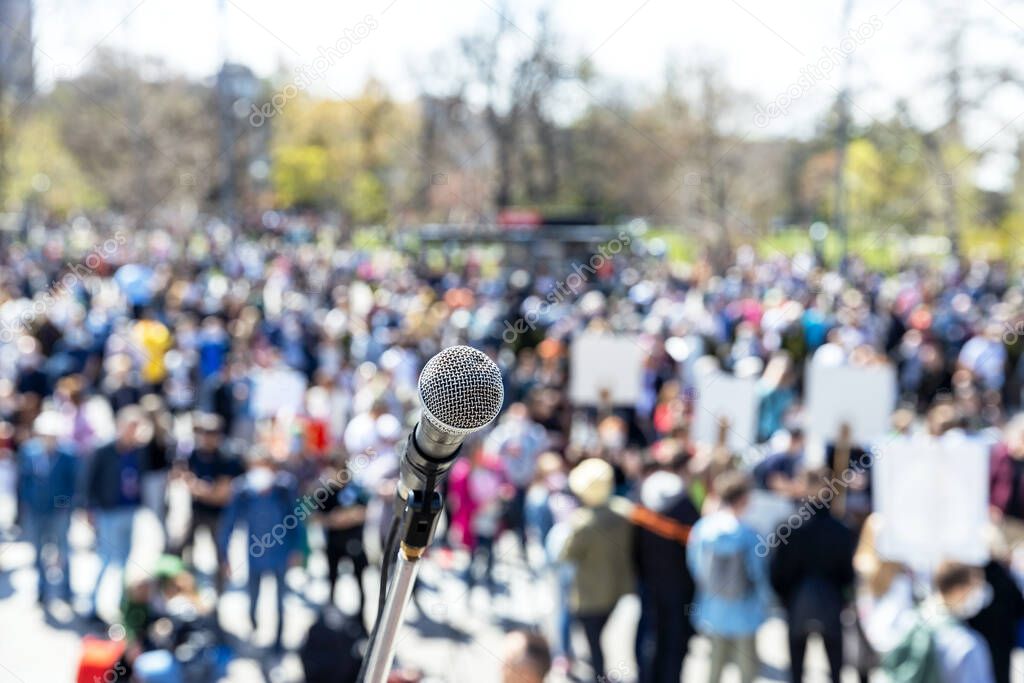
[418,345,504,436]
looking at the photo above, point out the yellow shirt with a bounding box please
[134,319,172,383]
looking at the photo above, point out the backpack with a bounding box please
[880,615,944,683]
[707,547,755,601]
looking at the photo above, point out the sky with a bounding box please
[29,0,1024,188]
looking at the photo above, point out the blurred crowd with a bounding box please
[4,215,1024,683]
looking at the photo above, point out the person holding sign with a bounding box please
[769,469,855,683]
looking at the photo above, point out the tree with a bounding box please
[44,50,217,216]
[2,113,103,214]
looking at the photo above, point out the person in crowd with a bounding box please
[753,427,804,497]
[560,458,634,683]
[101,353,143,414]
[314,456,370,619]
[523,451,567,562]
[769,468,856,683]
[218,449,301,652]
[688,470,769,683]
[448,445,509,592]
[756,352,797,442]
[174,412,243,591]
[922,562,996,683]
[501,630,552,683]
[132,306,173,393]
[85,405,152,621]
[17,410,78,606]
[139,394,174,535]
[634,469,700,683]
[989,413,1024,548]
[53,374,96,456]
[967,552,1024,683]
[824,422,873,530]
[343,398,393,466]
[485,402,549,553]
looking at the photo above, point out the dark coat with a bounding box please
[968,560,1024,683]
[634,494,700,602]
[86,441,145,510]
[769,507,855,633]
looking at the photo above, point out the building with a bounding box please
[0,0,34,101]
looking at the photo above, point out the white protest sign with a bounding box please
[569,333,646,406]
[693,370,758,452]
[874,431,990,572]
[251,366,308,419]
[806,362,896,464]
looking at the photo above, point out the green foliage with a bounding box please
[346,171,388,225]
[3,114,104,214]
[267,83,416,224]
[271,144,331,208]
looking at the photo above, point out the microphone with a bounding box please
[396,345,504,503]
[362,346,504,683]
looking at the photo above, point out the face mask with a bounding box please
[247,467,275,492]
[952,583,993,619]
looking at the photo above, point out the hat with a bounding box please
[640,471,684,512]
[568,458,614,507]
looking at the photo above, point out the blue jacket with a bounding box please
[687,510,771,637]
[17,439,79,515]
[218,472,301,571]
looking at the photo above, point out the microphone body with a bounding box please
[395,345,504,502]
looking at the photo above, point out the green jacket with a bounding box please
[560,504,635,614]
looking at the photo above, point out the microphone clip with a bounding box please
[397,488,444,553]
[394,430,454,553]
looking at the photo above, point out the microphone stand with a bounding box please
[362,438,448,683]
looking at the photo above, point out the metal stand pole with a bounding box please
[363,545,423,683]
[359,441,446,683]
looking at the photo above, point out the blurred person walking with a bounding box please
[881,562,995,683]
[132,306,173,393]
[769,468,856,683]
[85,405,152,620]
[313,456,370,619]
[560,458,634,683]
[989,414,1024,549]
[173,412,242,592]
[967,554,1024,683]
[139,394,174,538]
[218,450,301,651]
[448,447,508,592]
[688,471,769,683]
[17,410,78,605]
[485,402,548,553]
[634,469,700,683]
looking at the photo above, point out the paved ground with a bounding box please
[0,490,879,683]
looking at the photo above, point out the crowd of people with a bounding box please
[3,214,1024,682]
